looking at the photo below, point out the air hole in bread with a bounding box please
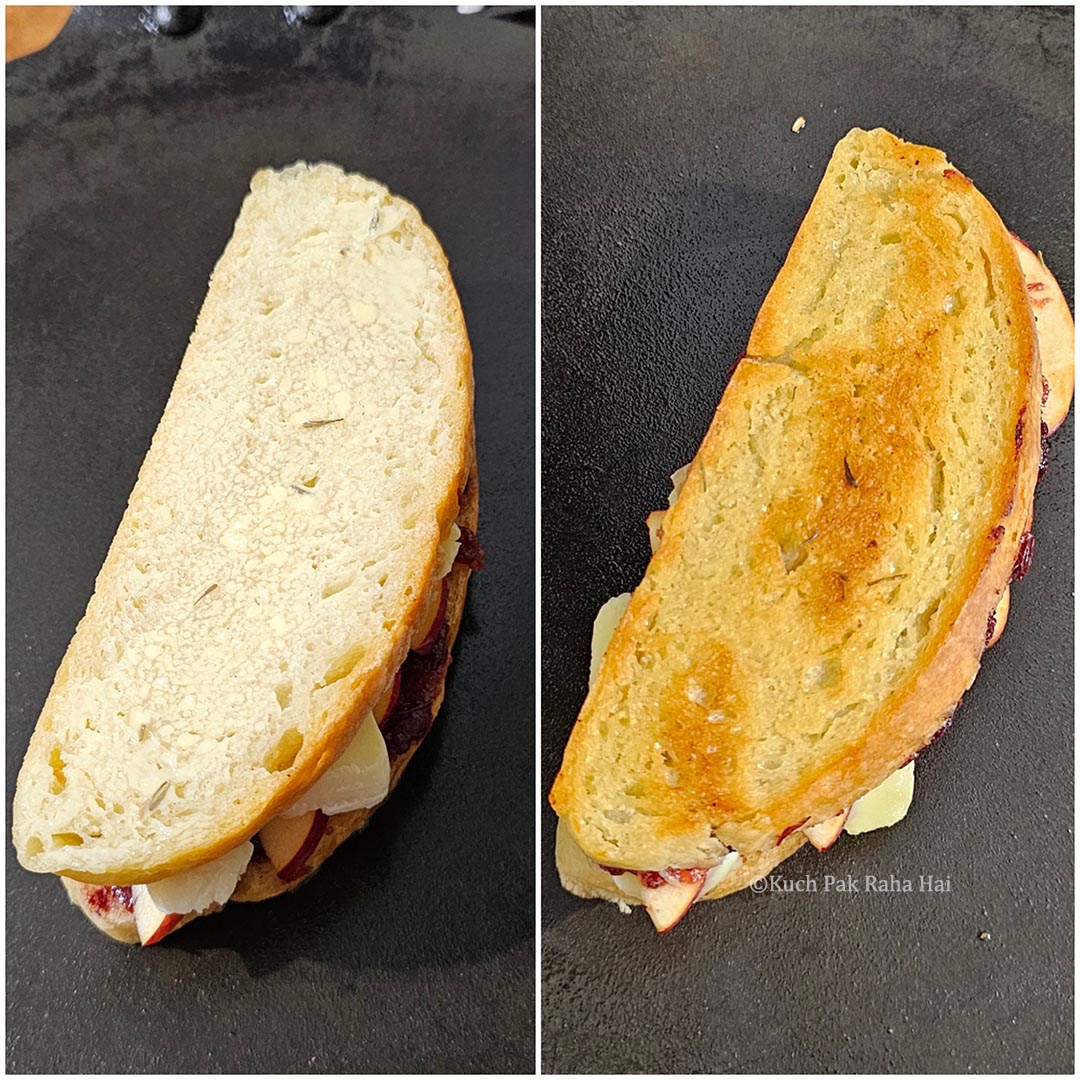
[980,249,996,301]
[804,658,841,689]
[879,232,902,245]
[259,297,283,315]
[321,573,356,600]
[51,832,84,848]
[319,643,366,688]
[264,727,304,772]
[49,745,67,795]
[914,594,943,641]
[268,348,282,359]
[26,837,44,857]
[274,683,293,710]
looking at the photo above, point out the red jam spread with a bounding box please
[85,884,134,916]
[599,865,708,889]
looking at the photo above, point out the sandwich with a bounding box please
[549,128,1073,933]
[12,162,482,945]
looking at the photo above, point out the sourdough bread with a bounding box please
[14,162,474,884]
[62,466,478,937]
[550,128,1041,874]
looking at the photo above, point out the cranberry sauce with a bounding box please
[85,884,134,916]
[598,865,708,889]
[381,617,451,759]
[455,527,485,570]
[379,528,482,758]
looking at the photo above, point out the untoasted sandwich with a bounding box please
[549,128,1073,933]
[13,162,482,945]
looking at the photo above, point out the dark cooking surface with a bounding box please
[541,7,1072,1074]
[7,6,533,1074]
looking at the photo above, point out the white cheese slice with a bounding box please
[436,522,462,577]
[844,761,915,835]
[610,871,644,902]
[699,850,742,898]
[667,463,691,508]
[590,593,632,687]
[145,840,254,915]
[280,711,390,818]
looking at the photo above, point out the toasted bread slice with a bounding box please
[550,128,1040,875]
[14,163,474,884]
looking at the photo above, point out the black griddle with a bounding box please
[7,6,534,1073]
[541,7,1073,1073]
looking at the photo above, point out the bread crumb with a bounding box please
[617,900,632,915]
[792,116,806,134]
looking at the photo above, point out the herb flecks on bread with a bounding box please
[551,128,1043,886]
[14,162,475,887]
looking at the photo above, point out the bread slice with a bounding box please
[550,128,1040,877]
[13,162,474,885]
[61,465,478,940]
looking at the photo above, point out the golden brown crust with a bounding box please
[551,128,1041,882]
[63,460,478,939]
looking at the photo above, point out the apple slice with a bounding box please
[373,670,401,724]
[641,877,706,933]
[987,586,1010,648]
[1011,235,1075,434]
[803,809,849,851]
[413,579,448,654]
[279,711,389,818]
[131,884,183,946]
[259,809,329,882]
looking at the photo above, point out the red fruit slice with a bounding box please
[259,810,329,882]
[1011,235,1074,434]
